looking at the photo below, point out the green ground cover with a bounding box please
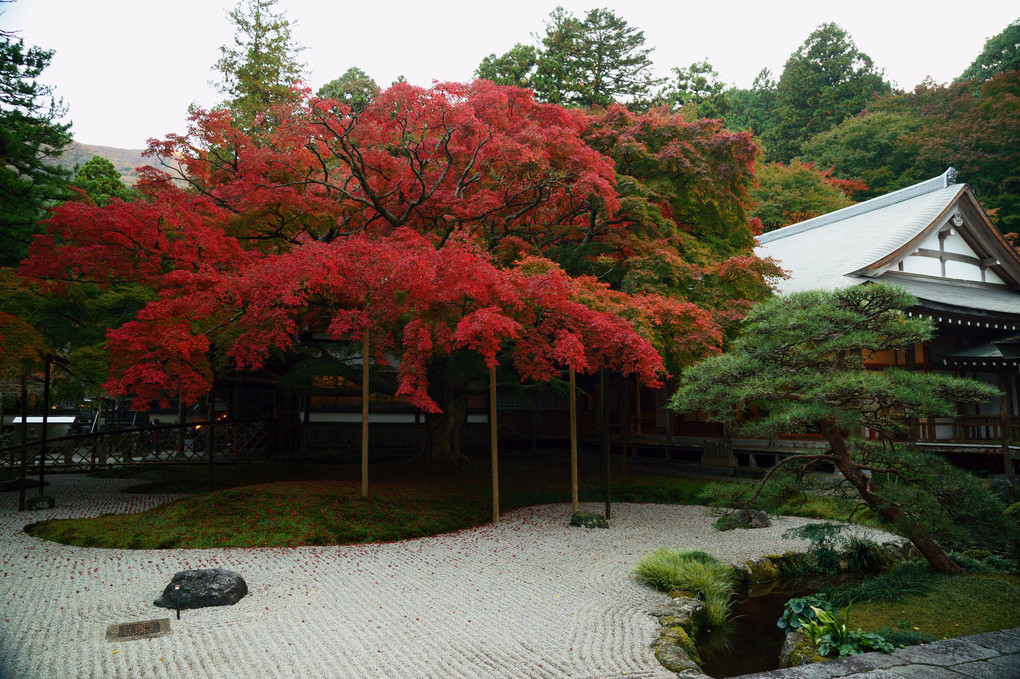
[22,455,722,549]
[850,573,1020,641]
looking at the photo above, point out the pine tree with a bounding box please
[213,0,305,131]
[0,36,72,266]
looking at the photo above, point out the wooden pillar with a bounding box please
[39,357,49,498]
[490,363,499,524]
[600,369,610,521]
[635,379,642,435]
[206,395,215,488]
[620,374,629,482]
[1000,370,1015,479]
[570,370,578,513]
[18,375,27,512]
[666,379,674,449]
[362,331,370,498]
[177,396,186,458]
[92,403,101,467]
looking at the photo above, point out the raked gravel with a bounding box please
[0,474,895,679]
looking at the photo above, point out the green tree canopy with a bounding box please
[719,68,776,138]
[801,108,924,200]
[661,59,729,119]
[475,43,538,89]
[959,17,1020,84]
[750,160,855,232]
[672,285,1002,573]
[316,67,380,112]
[765,23,888,162]
[68,156,136,206]
[800,72,1020,232]
[0,35,72,267]
[213,0,305,130]
[485,7,661,108]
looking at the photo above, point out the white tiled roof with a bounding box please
[756,168,964,294]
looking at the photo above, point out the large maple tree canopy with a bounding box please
[22,81,777,411]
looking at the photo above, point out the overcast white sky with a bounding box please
[2,0,1017,149]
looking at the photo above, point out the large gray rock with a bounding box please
[779,628,828,668]
[733,508,771,528]
[154,568,247,610]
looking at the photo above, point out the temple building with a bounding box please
[717,168,1020,472]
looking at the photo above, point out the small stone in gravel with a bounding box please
[569,511,609,528]
[25,495,55,510]
[154,568,248,610]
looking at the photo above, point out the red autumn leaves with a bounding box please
[21,80,772,410]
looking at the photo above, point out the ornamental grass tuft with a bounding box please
[633,548,735,626]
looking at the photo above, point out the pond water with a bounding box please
[696,575,859,678]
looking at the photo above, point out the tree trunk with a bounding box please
[420,390,469,464]
[418,358,479,465]
[820,421,964,575]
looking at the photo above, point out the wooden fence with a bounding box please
[1,420,269,472]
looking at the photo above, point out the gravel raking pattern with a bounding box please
[0,474,894,679]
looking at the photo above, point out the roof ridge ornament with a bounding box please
[946,167,958,186]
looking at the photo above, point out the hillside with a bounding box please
[52,142,151,185]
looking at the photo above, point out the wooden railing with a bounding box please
[917,416,1019,445]
[1,420,269,471]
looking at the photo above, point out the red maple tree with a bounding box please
[23,81,779,460]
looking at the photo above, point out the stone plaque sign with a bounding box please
[105,618,171,642]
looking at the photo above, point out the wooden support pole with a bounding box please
[570,369,578,513]
[18,374,27,512]
[635,379,642,435]
[1000,370,1015,479]
[620,374,629,482]
[600,368,610,521]
[362,331,370,498]
[177,396,185,458]
[207,395,215,489]
[39,357,49,498]
[490,363,499,525]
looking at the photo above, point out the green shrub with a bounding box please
[782,522,846,573]
[845,536,884,573]
[868,447,1018,557]
[822,628,895,657]
[805,606,894,657]
[823,562,933,608]
[633,549,736,626]
[948,552,997,574]
[961,549,994,562]
[873,626,935,648]
[777,595,832,631]
[773,552,819,577]
[698,466,822,514]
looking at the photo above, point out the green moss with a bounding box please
[659,615,696,637]
[850,574,1020,640]
[741,557,780,584]
[780,629,829,668]
[659,625,702,666]
[653,642,701,674]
